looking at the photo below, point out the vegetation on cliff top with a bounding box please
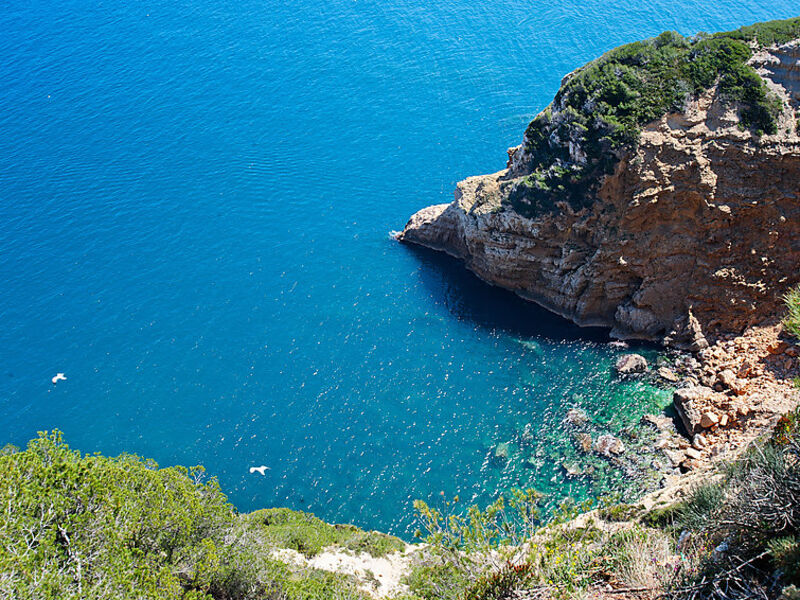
[2,405,800,600]
[509,16,800,217]
[0,431,398,600]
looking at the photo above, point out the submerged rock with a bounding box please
[520,423,534,444]
[493,442,511,461]
[615,354,648,375]
[658,367,679,382]
[594,434,625,457]
[565,408,589,426]
[574,432,593,453]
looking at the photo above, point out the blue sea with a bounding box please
[1,0,796,537]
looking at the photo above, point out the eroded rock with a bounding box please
[615,354,648,375]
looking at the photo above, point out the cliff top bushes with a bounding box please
[0,431,385,600]
[510,17,799,217]
[243,508,405,558]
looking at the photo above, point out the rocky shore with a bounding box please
[397,32,800,486]
[397,41,800,349]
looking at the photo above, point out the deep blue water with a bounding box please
[1,0,797,537]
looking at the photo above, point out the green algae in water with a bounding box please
[478,341,675,514]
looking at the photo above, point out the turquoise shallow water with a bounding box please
[0,0,796,537]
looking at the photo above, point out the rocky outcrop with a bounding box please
[397,41,800,346]
[615,353,648,375]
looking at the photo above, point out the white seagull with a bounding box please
[51,373,67,385]
[249,465,270,476]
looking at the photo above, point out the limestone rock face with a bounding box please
[397,42,800,346]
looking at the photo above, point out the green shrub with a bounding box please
[0,431,386,600]
[0,431,233,599]
[243,508,404,558]
[667,408,800,597]
[784,285,800,340]
[597,502,640,522]
[404,561,470,600]
[769,537,800,585]
[509,17,799,218]
[641,502,687,528]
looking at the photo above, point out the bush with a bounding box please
[0,431,384,600]
[784,285,800,340]
[668,408,800,597]
[509,17,799,217]
[243,508,404,558]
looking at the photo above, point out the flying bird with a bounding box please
[51,373,67,385]
[249,465,269,476]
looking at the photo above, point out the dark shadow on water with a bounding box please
[405,244,612,344]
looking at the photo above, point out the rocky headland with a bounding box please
[399,21,800,473]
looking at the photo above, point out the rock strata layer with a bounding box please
[398,41,800,346]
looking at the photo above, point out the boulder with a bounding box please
[642,413,673,431]
[700,412,719,429]
[692,433,707,449]
[685,447,703,460]
[673,385,718,434]
[565,408,589,426]
[594,434,625,456]
[615,354,648,375]
[663,448,685,467]
[714,369,736,391]
[658,367,679,382]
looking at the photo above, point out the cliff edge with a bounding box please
[398,19,800,347]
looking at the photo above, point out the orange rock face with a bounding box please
[398,42,800,347]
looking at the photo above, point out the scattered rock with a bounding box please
[574,432,593,453]
[562,462,583,478]
[682,459,702,471]
[594,434,625,456]
[673,386,716,434]
[658,367,679,382]
[718,414,729,428]
[642,413,673,431]
[767,340,789,355]
[737,361,753,378]
[493,442,510,461]
[692,433,707,449]
[564,408,589,426]
[700,412,719,429]
[714,369,736,391]
[663,449,685,467]
[685,447,703,460]
[615,354,648,375]
[654,436,671,450]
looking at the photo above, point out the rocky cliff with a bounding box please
[398,23,800,347]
